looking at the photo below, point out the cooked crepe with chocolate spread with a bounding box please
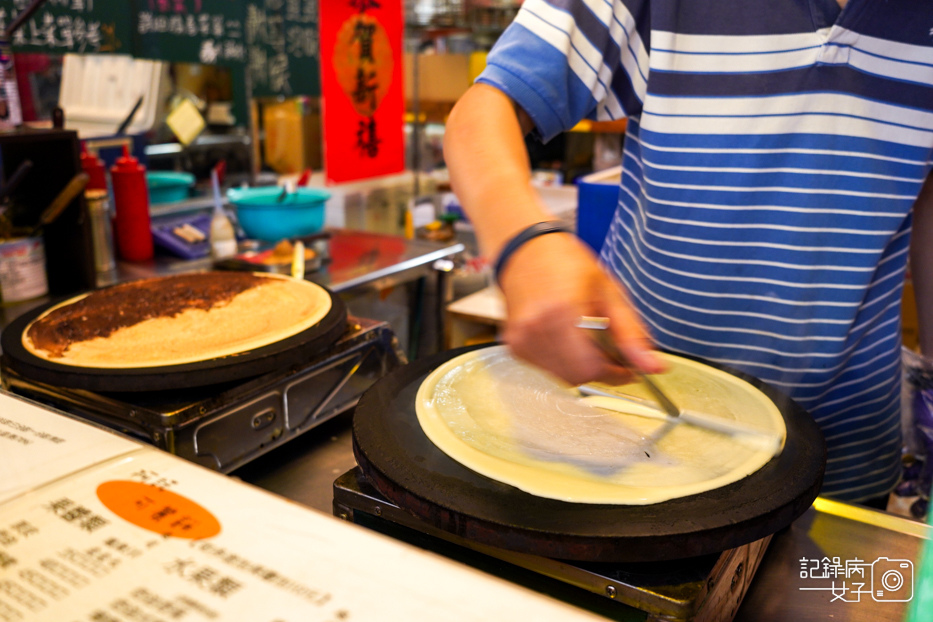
[23,272,331,368]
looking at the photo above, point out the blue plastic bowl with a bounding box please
[227,186,330,241]
[147,172,195,204]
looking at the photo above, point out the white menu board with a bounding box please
[0,393,142,505]
[0,395,605,621]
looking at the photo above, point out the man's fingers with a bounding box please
[602,288,667,375]
[503,311,636,386]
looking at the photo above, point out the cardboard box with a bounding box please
[404,53,472,103]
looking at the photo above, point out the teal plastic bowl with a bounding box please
[147,172,195,204]
[227,186,330,241]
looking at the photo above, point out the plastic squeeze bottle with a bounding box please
[110,145,153,261]
[209,168,236,259]
[80,144,107,191]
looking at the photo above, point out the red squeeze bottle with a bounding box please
[80,144,107,191]
[110,145,153,261]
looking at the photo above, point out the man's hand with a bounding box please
[498,230,665,386]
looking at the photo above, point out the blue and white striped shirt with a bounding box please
[478,0,933,501]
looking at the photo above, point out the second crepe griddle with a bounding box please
[1,287,347,392]
[353,345,826,563]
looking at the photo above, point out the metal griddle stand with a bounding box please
[2,317,405,473]
[334,467,770,622]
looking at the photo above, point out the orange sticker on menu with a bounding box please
[97,481,221,539]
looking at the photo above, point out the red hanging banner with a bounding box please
[320,0,404,184]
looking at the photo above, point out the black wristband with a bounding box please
[493,221,573,285]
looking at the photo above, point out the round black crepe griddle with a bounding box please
[353,345,826,563]
[0,287,347,392]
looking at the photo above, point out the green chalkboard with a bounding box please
[131,0,247,66]
[0,0,321,99]
[246,0,319,97]
[0,0,133,55]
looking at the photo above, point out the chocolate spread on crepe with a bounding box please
[27,273,266,358]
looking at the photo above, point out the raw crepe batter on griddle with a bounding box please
[416,346,785,504]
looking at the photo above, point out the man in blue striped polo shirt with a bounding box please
[444,0,933,503]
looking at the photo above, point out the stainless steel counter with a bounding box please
[112,228,463,295]
[234,415,932,622]
[233,411,359,513]
[736,497,930,621]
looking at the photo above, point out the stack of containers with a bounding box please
[62,53,169,269]
[81,147,116,282]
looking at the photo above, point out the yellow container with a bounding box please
[262,98,322,175]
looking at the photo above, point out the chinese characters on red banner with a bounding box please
[320,0,403,183]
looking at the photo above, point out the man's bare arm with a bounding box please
[443,84,554,262]
[443,84,662,384]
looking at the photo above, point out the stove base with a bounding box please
[333,467,770,622]
[2,318,404,473]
